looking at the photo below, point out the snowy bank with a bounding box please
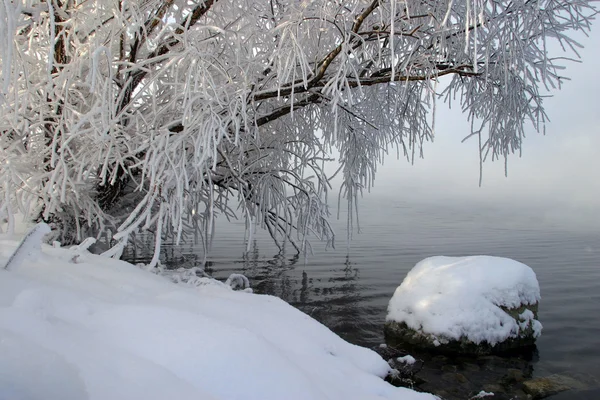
[0,230,434,400]
[385,256,542,354]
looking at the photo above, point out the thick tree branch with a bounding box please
[252,0,380,102]
[254,65,479,129]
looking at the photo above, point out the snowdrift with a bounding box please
[0,228,433,400]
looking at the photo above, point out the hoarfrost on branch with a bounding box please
[0,0,596,252]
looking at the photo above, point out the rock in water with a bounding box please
[523,374,588,399]
[385,256,542,355]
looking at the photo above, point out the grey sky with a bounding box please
[363,26,600,226]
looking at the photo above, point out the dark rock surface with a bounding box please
[384,303,540,356]
[523,374,589,399]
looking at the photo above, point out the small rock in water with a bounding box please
[503,368,526,383]
[522,374,587,399]
[442,364,457,373]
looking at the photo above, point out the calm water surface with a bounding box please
[125,198,600,389]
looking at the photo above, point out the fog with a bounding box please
[358,27,600,229]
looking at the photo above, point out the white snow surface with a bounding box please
[396,355,416,365]
[471,390,494,399]
[0,235,434,400]
[387,256,541,346]
[2,223,50,271]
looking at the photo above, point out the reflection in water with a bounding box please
[234,243,300,302]
[221,247,367,345]
[288,256,364,341]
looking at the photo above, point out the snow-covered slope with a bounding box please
[0,231,434,400]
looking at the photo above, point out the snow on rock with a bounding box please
[396,355,416,365]
[0,237,435,400]
[470,391,494,399]
[386,256,542,351]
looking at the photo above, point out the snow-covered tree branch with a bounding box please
[0,0,596,254]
